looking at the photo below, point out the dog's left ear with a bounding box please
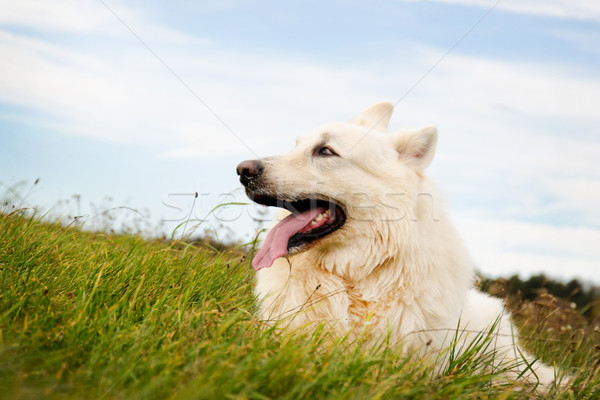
[395,126,438,169]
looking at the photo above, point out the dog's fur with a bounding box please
[240,102,562,388]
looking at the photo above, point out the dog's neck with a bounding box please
[314,216,474,306]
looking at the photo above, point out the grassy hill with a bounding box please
[1,211,598,399]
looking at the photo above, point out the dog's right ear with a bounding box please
[395,126,438,170]
[350,101,394,132]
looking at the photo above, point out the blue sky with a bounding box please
[1,0,599,283]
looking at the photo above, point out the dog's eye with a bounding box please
[315,146,338,157]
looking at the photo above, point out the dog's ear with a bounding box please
[350,101,394,132]
[395,126,438,169]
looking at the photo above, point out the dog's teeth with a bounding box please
[311,209,331,226]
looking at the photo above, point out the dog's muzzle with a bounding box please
[236,159,264,187]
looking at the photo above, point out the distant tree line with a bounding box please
[480,274,600,313]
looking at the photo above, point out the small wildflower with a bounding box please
[560,325,573,332]
[569,302,577,309]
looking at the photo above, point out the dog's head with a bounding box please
[237,102,438,273]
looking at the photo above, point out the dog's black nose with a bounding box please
[237,160,264,184]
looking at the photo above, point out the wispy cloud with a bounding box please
[0,24,401,157]
[399,0,600,22]
[457,215,600,281]
[0,0,203,44]
[0,0,120,34]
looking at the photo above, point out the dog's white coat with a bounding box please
[253,102,559,387]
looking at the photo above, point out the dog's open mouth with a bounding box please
[250,195,346,271]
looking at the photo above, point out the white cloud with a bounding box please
[537,177,600,226]
[410,49,600,127]
[2,0,599,160]
[0,27,409,157]
[0,0,202,45]
[393,49,600,227]
[399,0,600,22]
[455,215,600,283]
[0,29,247,153]
[0,0,120,34]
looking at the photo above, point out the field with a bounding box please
[1,210,599,399]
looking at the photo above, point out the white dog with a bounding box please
[237,102,561,388]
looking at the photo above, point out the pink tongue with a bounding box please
[252,207,326,271]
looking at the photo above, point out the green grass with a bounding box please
[0,211,598,399]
